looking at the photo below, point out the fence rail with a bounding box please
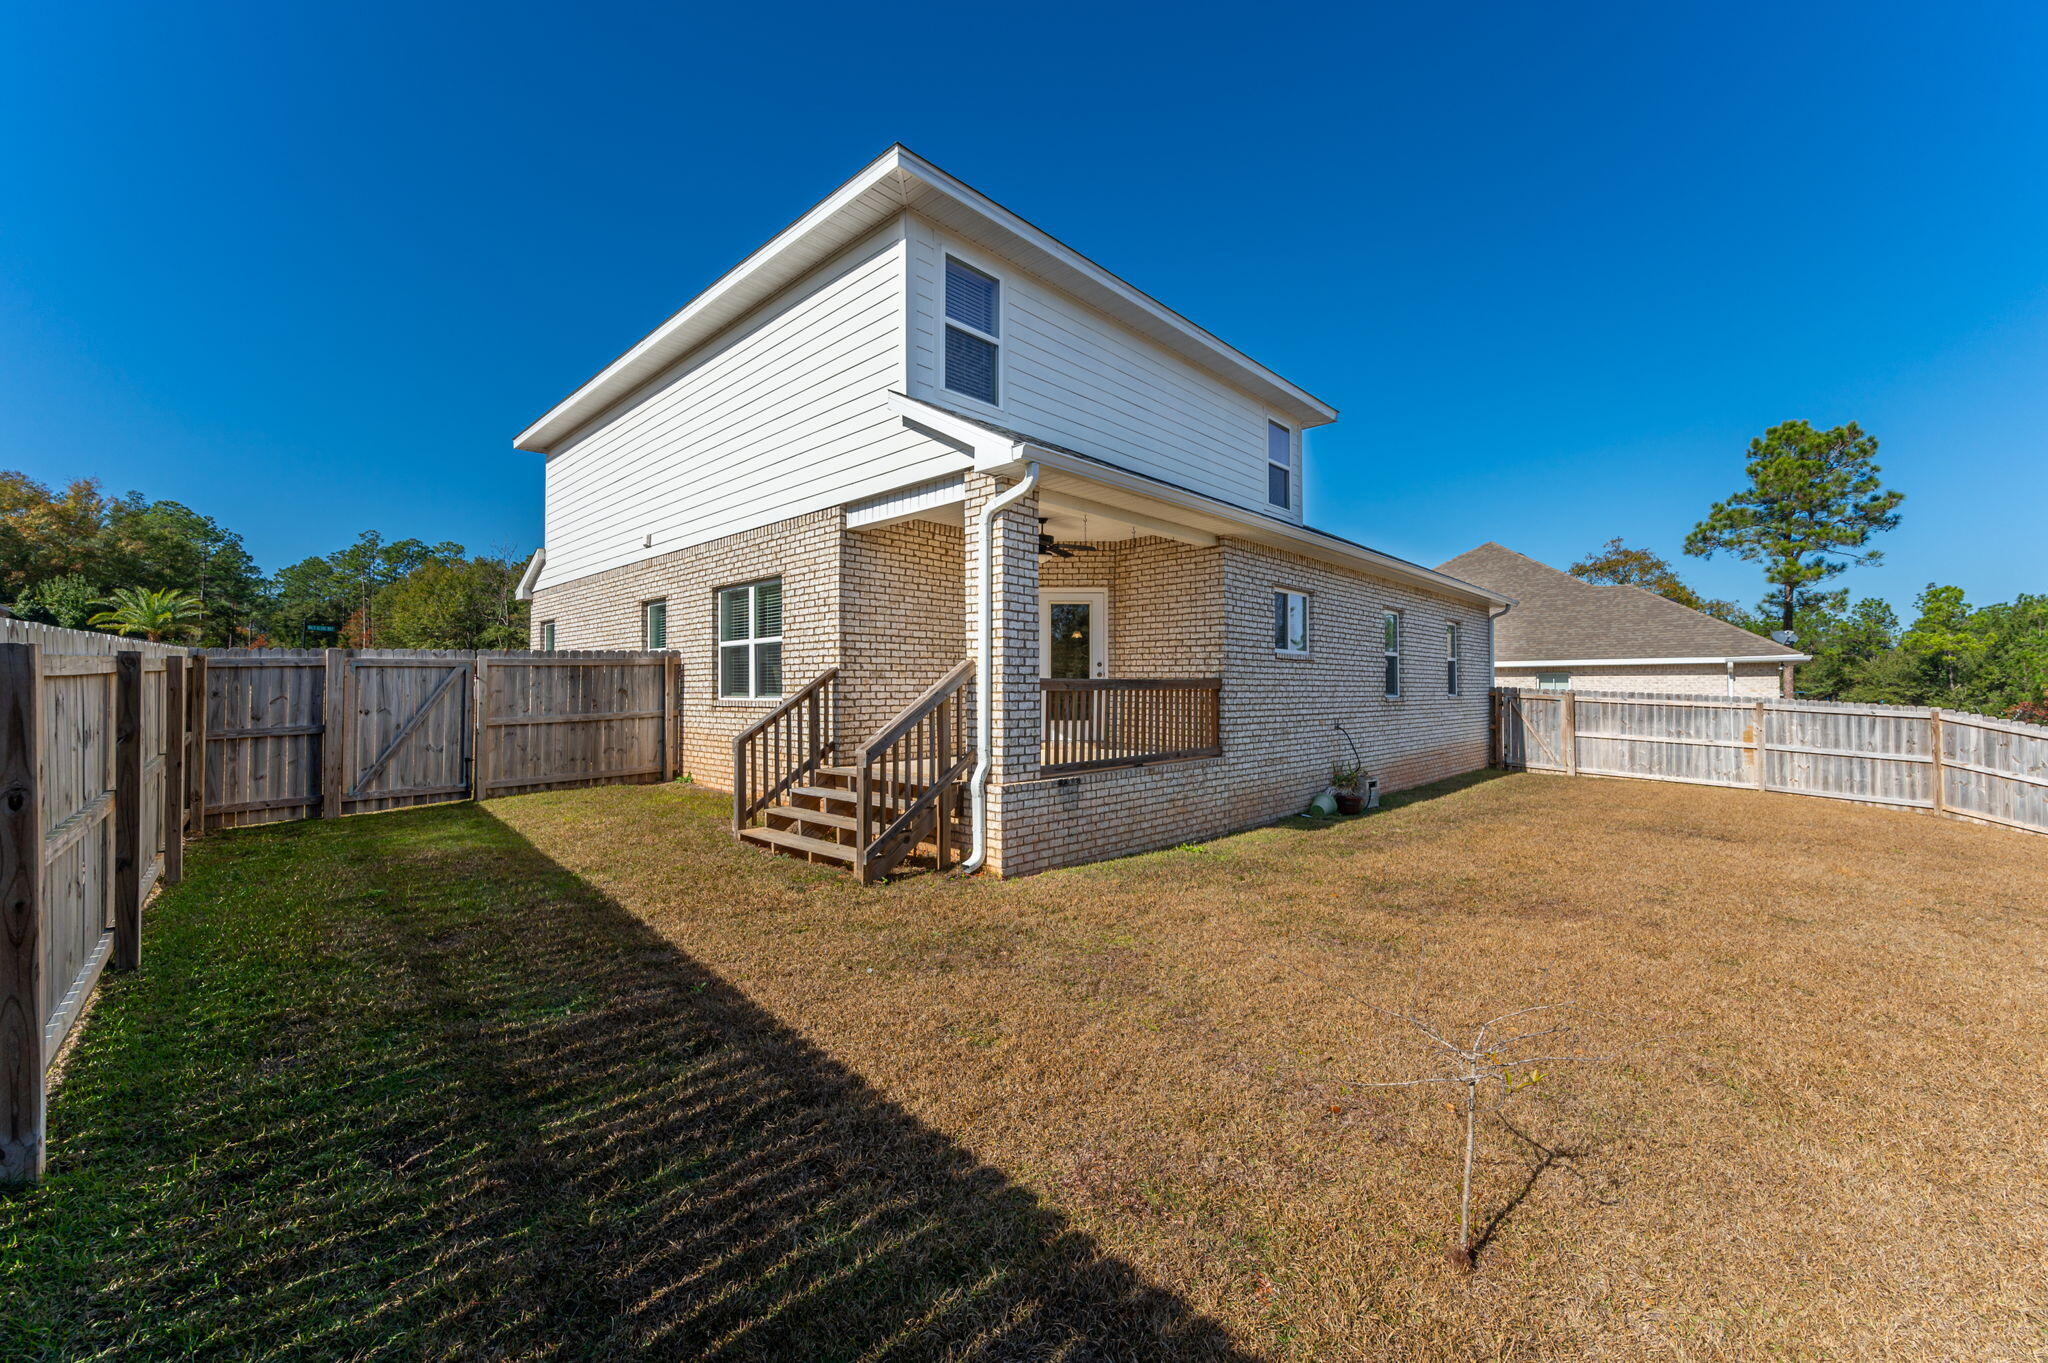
[2,624,681,1185]
[1040,677,1222,776]
[1496,687,2048,836]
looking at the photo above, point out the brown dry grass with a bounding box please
[486,771,2048,1360]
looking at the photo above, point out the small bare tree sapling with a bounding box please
[1350,1003,1604,1271]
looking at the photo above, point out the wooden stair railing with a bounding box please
[732,668,840,832]
[853,660,976,884]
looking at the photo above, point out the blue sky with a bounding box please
[4,1,2044,617]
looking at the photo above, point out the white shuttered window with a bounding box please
[717,578,783,699]
[943,257,1001,405]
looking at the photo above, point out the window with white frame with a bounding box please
[943,256,1000,405]
[1382,610,1402,696]
[1272,589,1309,656]
[1537,672,1570,691]
[1446,622,1460,694]
[716,578,782,699]
[640,598,667,650]
[1267,421,1292,508]
[539,620,556,652]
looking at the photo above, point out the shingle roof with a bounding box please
[1434,542,1802,663]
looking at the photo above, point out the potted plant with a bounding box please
[1332,762,1368,816]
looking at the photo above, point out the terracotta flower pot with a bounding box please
[1335,791,1365,815]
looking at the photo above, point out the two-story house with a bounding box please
[515,146,1510,878]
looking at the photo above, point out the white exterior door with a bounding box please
[1040,590,1108,679]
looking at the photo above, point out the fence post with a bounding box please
[1754,700,1769,791]
[1561,691,1578,776]
[472,656,491,801]
[1928,708,1946,813]
[321,648,348,819]
[1488,689,1502,768]
[662,653,679,780]
[1,642,44,1185]
[186,654,208,835]
[163,656,186,885]
[113,652,143,972]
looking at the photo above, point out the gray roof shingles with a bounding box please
[1435,542,1800,663]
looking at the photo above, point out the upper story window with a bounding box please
[944,257,1001,406]
[1382,610,1402,697]
[1267,422,1292,508]
[1446,622,1460,695]
[641,598,667,649]
[1273,589,1310,656]
[717,578,783,699]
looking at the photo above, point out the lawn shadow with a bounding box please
[23,802,1255,1362]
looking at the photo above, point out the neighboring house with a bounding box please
[1436,542,1806,698]
[514,145,1510,877]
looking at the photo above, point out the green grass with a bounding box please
[0,803,1236,1362]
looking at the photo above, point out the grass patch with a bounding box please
[5,773,2045,1359]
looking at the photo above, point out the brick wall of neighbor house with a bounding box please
[526,508,843,783]
[840,519,967,741]
[987,538,1495,877]
[1496,663,1786,697]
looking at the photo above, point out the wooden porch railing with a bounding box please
[732,668,840,831]
[1041,677,1222,776]
[854,661,976,883]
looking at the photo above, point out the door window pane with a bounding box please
[1048,601,1092,679]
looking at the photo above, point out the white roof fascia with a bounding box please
[1500,654,1813,668]
[514,548,545,601]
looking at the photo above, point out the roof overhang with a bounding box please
[515,145,1338,453]
[880,395,1508,610]
[1499,654,1812,668]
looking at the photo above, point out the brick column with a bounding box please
[963,471,1041,786]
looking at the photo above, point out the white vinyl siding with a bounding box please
[906,220,1307,523]
[536,224,970,591]
[1273,590,1309,656]
[717,578,783,699]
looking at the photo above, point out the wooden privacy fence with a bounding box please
[203,648,680,828]
[1496,687,2048,837]
[3,627,679,1185]
[2,621,194,1185]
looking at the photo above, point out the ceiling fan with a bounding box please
[1036,518,1103,559]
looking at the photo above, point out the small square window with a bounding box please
[539,620,556,652]
[641,599,667,650]
[1273,590,1309,655]
[1538,672,1570,692]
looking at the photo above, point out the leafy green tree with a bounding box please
[1684,420,1905,632]
[1788,593,1899,700]
[102,495,265,643]
[0,471,114,596]
[262,531,465,645]
[374,556,529,649]
[1569,538,1744,621]
[89,587,206,643]
[13,573,102,629]
[1841,647,1927,705]
[1902,583,1979,697]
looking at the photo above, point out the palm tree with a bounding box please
[89,587,205,643]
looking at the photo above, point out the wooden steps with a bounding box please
[736,824,856,864]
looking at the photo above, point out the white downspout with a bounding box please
[961,461,1040,874]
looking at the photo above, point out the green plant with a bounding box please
[88,586,205,642]
[1332,762,1366,793]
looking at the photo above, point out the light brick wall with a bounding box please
[1497,662,1787,698]
[1040,536,1224,675]
[987,537,1496,877]
[527,508,842,783]
[841,519,967,739]
[962,473,1042,785]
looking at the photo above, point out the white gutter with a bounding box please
[1499,654,1811,667]
[960,461,1040,875]
[514,548,545,601]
